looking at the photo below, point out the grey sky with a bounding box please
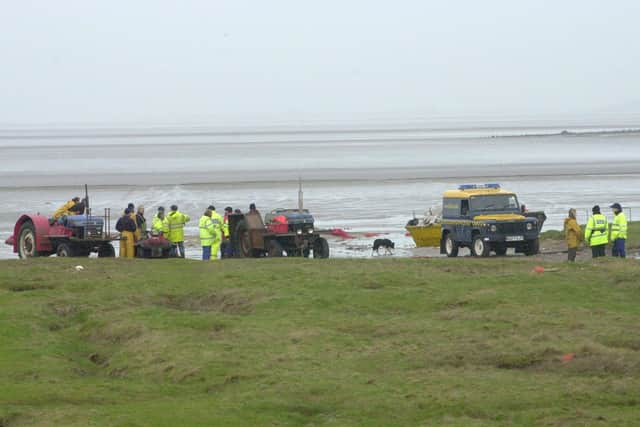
[1,0,639,126]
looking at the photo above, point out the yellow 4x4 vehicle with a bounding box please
[440,184,544,257]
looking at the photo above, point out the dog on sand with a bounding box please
[372,238,395,256]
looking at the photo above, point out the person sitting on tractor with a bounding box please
[68,198,87,216]
[52,197,81,225]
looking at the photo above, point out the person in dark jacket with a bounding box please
[116,208,137,258]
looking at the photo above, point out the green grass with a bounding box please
[1,258,640,426]
[540,221,640,248]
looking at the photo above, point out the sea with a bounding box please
[2,118,639,259]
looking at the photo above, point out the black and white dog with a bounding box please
[372,238,395,256]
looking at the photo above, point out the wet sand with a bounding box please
[2,126,640,259]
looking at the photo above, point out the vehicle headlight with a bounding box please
[490,225,497,232]
[308,228,314,234]
[297,229,303,235]
[526,223,533,230]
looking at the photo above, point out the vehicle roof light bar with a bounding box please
[458,183,501,190]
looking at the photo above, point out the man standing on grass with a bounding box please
[207,205,224,260]
[610,203,627,258]
[166,204,190,258]
[199,208,216,261]
[585,205,608,258]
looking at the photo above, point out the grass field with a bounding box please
[1,258,640,426]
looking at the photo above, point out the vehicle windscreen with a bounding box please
[470,195,520,213]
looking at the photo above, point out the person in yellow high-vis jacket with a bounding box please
[585,205,608,258]
[166,205,190,258]
[609,202,627,258]
[152,206,169,236]
[221,206,233,258]
[207,205,224,261]
[199,209,216,260]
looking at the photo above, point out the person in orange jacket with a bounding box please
[564,208,582,262]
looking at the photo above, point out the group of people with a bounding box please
[117,203,258,260]
[564,203,628,261]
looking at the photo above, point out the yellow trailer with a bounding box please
[405,224,441,247]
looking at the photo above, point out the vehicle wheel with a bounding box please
[98,244,115,258]
[268,240,284,257]
[56,243,76,257]
[471,236,491,257]
[494,246,507,256]
[444,234,459,258]
[313,237,330,259]
[525,238,540,256]
[18,221,38,259]
[234,220,251,258]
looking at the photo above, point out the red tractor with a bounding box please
[5,212,118,259]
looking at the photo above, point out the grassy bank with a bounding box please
[1,258,640,426]
[540,221,640,248]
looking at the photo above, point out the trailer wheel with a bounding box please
[56,243,76,257]
[98,244,116,258]
[234,220,251,258]
[313,237,330,259]
[268,240,284,257]
[18,221,38,259]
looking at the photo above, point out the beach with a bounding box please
[2,123,640,259]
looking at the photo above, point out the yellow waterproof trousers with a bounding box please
[120,231,136,258]
[210,240,221,261]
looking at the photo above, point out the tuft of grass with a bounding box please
[1,257,640,426]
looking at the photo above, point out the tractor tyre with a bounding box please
[268,240,284,257]
[525,238,540,256]
[444,234,459,258]
[56,243,76,257]
[98,244,116,258]
[234,220,251,258]
[313,237,330,259]
[471,236,491,257]
[18,221,38,259]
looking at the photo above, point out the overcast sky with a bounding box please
[1,1,639,126]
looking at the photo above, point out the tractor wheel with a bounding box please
[234,220,251,258]
[471,236,491,257]
[313,237,330,259]
[444,234,459,258]
[268,240,284,257]
[525,238,540,256]
[98,244,116,258]
[56,243,76,257]
[18,221,38,259]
